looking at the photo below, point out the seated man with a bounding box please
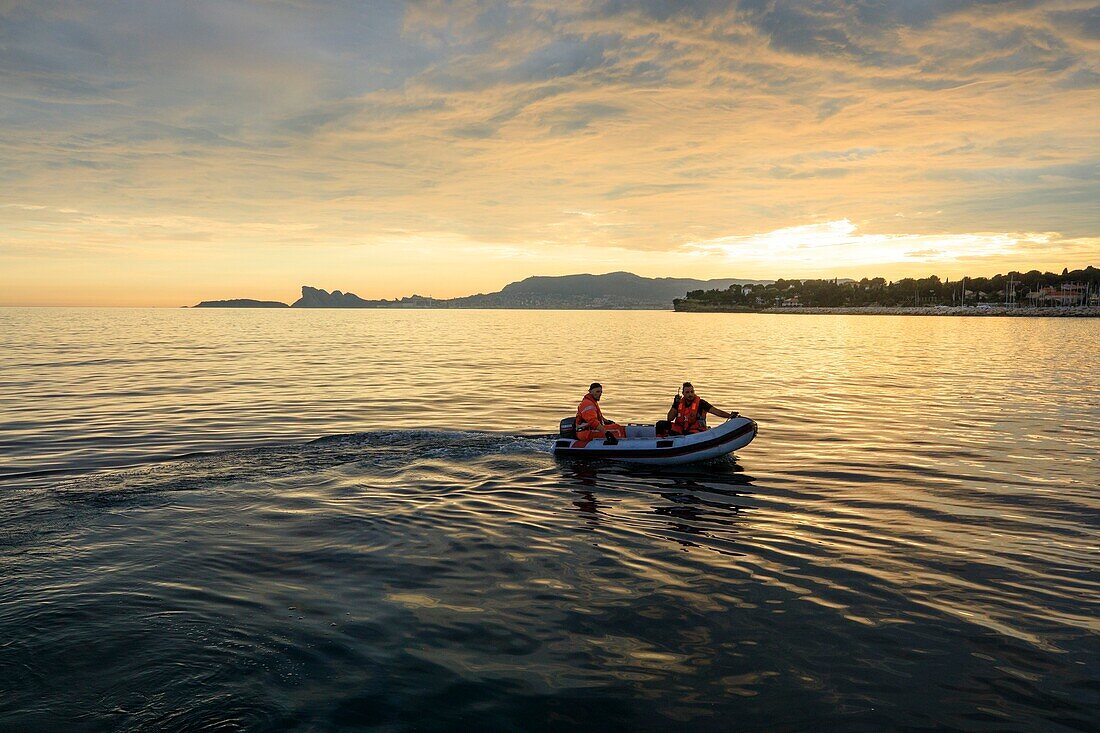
[657,382,737,437]
[575,383,627,444]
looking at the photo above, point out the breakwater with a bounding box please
[761,305,1100,316]
[675,303,1100,316]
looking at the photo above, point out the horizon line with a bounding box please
[4,264,1097,308]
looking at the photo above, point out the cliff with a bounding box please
[291,286,376,308]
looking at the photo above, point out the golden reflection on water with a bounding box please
[2,308,1098,656]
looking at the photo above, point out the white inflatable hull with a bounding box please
[551,417,757,466]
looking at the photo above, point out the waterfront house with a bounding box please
[1026,283,1089,306]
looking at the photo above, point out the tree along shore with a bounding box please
[674,266,1098,314]
[674,303,1099,317]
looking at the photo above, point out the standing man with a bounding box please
[576,383,627,444]
[660,382,737,436]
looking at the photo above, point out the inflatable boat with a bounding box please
[552,416,757,466]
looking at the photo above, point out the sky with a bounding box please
[1,0,1098,306]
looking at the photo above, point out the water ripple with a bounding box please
[1,309,1098,731]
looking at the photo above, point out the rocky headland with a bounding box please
[191,274,768,310]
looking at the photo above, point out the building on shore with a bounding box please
[1025,283,1091,307]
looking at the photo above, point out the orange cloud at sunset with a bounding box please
[1,1,1097,305]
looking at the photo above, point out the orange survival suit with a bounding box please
[670,394,707,435]
[575,394,627,442]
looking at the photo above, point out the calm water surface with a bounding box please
[1,308,1097,731]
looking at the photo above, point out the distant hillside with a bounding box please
[191,273,770,310]
[450,272,764,309]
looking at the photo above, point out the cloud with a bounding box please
[538,101,626,135]
[1058,66,1100,89]
[927,161,1099,183]
[768,165,851,179]
[1,0,1097,303]
[683,218,1084,270]
[1048,5,1100,40]
[603,183,704,199]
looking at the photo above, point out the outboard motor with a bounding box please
[559,417,577,439]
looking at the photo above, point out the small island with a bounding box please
[191,298,289,308]
[192,287,421,308]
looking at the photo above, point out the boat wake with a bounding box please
[21,430,553,498]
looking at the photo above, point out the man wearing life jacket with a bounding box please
[662,382,737,436]
[575,383,627,444]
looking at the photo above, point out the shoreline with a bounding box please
[675,304,1100,317]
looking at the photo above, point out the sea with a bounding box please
[1,307,1097,732]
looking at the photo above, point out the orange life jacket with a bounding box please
[576,394,605,429]
[674,395,706,434]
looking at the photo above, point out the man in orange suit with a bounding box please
[575,383,627,444]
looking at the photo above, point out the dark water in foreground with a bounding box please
[1,309,1098,731]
